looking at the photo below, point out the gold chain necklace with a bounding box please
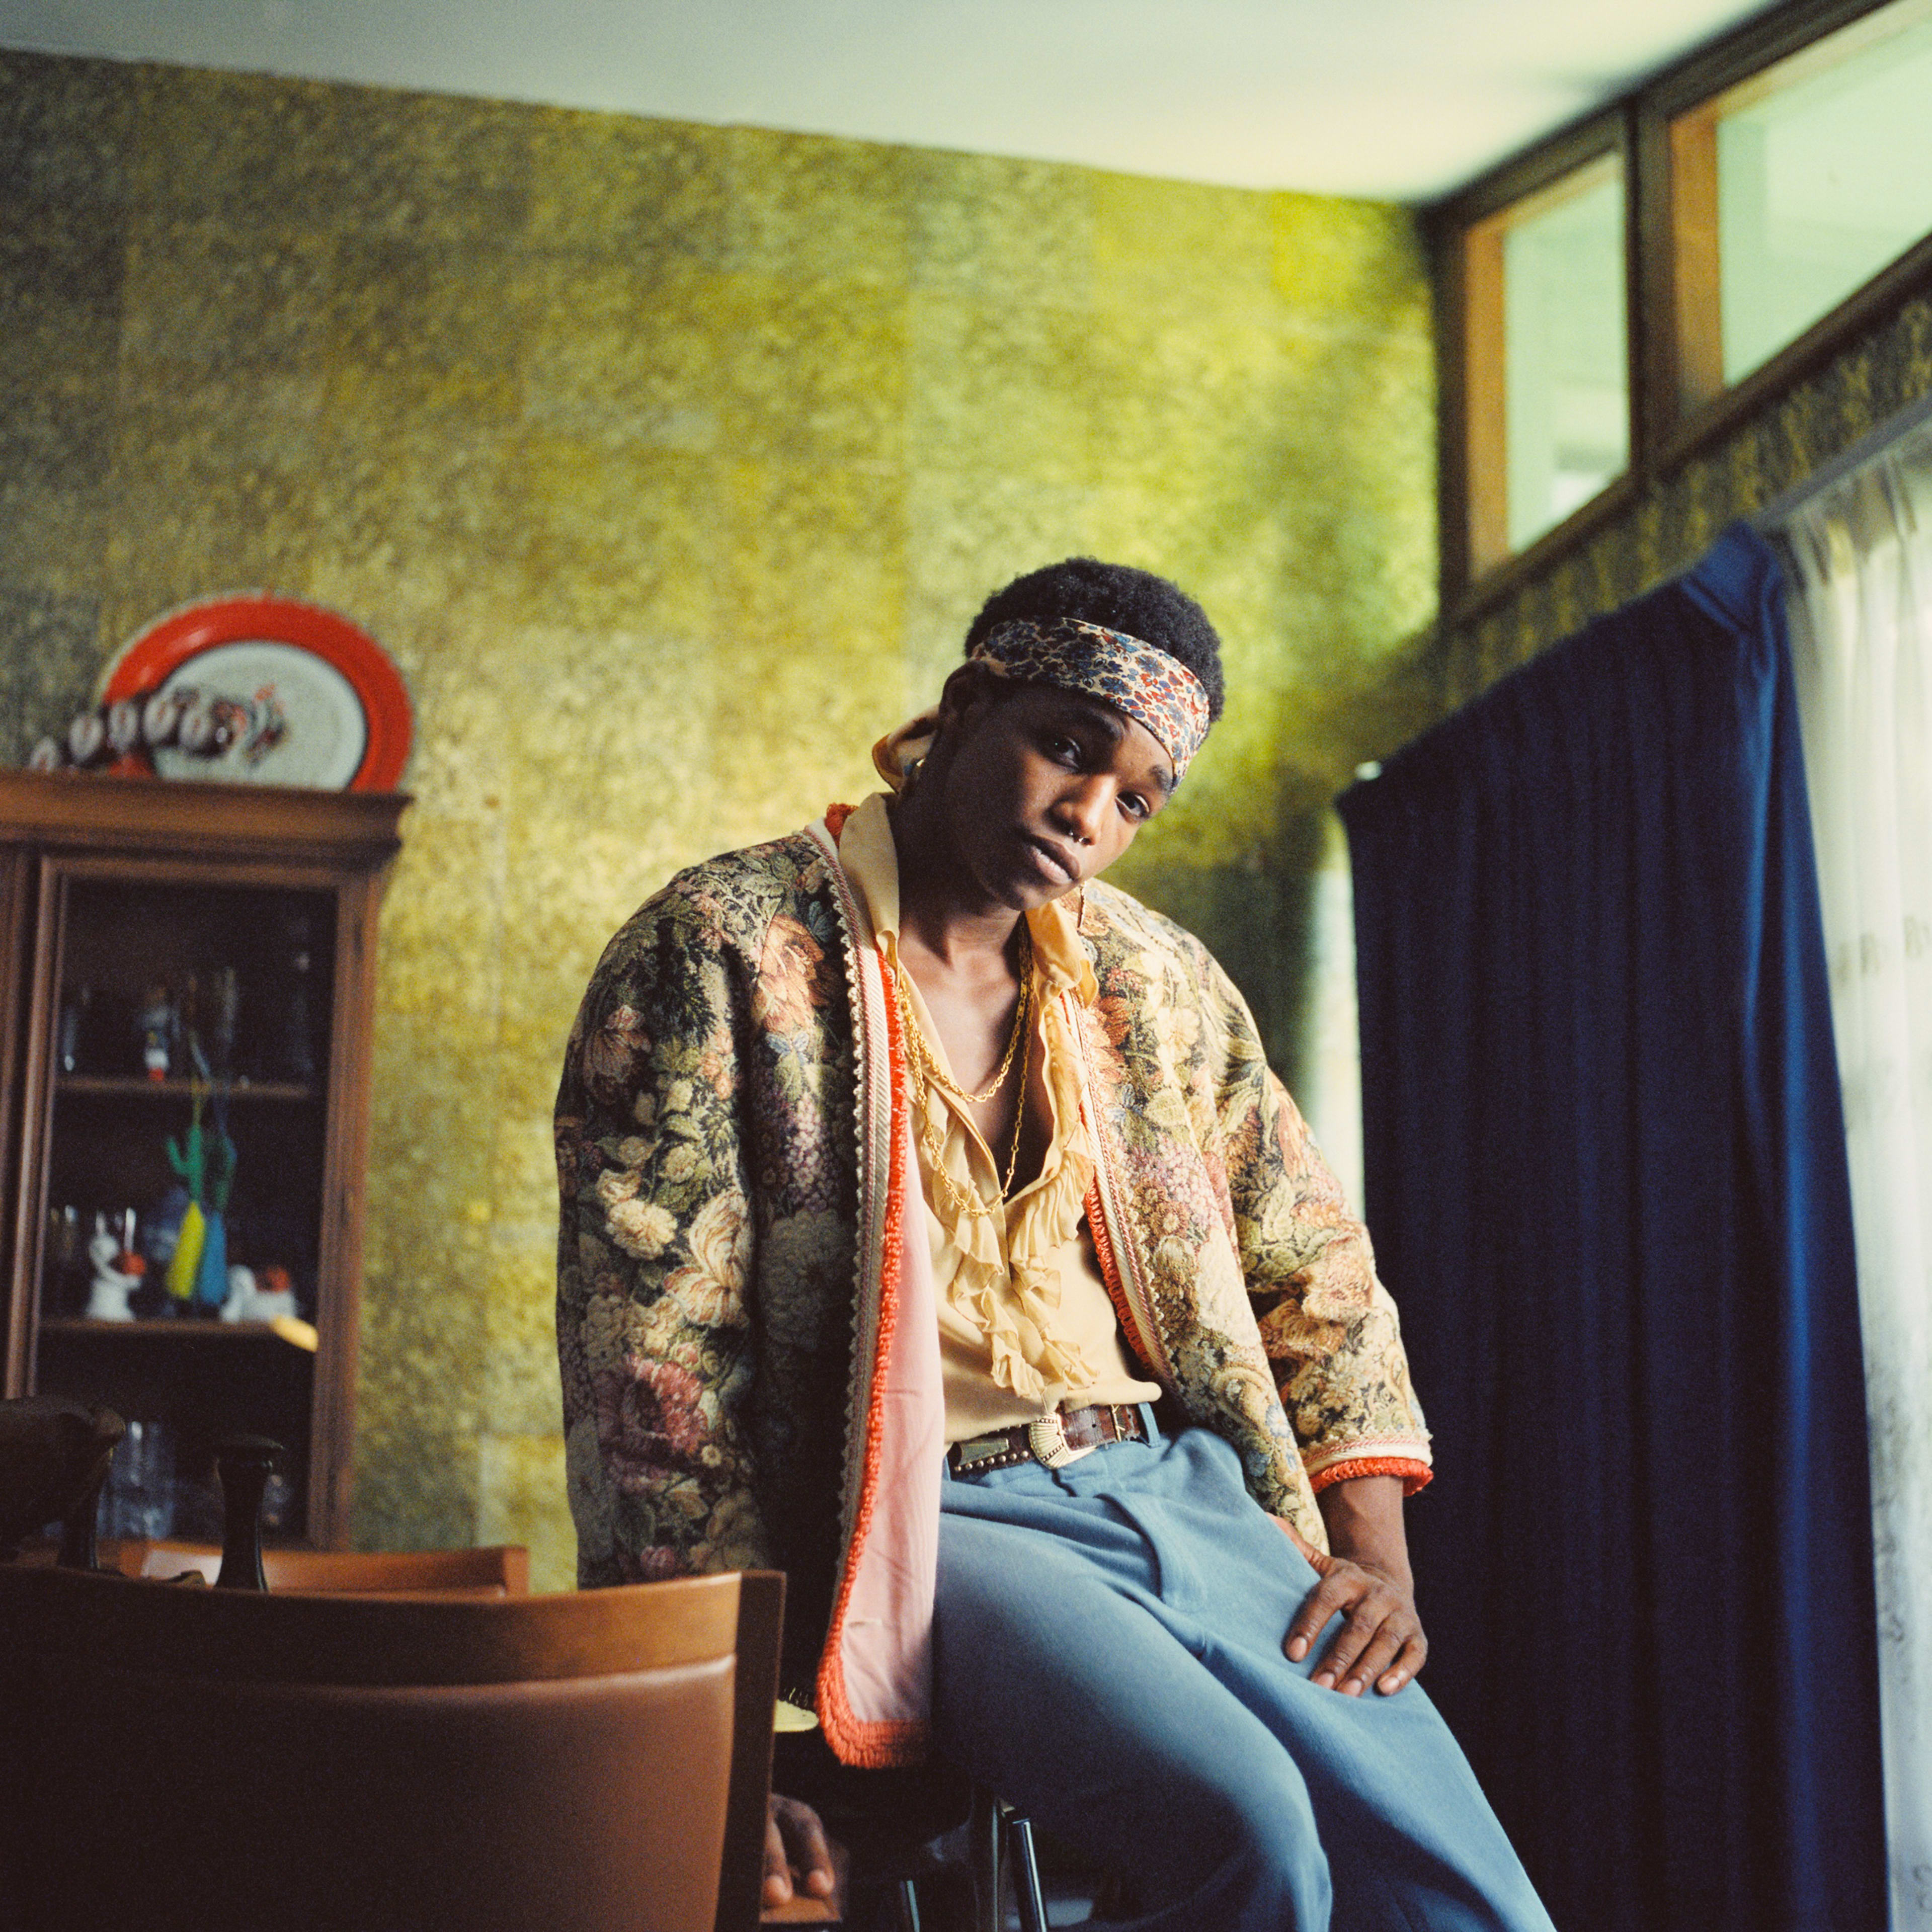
[999,1022,1030,1199]
[904,1036,1034,1216]
[895,930,1036,1210]
[894,928,1032,1107]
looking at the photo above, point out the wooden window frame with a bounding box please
[1433,0,1932,621]
[1434,110,1636,603]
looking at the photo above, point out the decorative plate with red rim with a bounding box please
[99,594,412,791]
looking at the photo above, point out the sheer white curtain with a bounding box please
[1782,409,1932,1932]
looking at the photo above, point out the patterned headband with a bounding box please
[971,617,1212,779]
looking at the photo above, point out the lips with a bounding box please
[1020,832,1079,887]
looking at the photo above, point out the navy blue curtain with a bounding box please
[1338,525,1884,1932]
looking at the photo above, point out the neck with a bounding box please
[887,791,1023,969]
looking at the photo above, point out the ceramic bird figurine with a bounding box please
[85,1222,146,1321]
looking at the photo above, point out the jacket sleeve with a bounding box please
[554,883,776,1585]
[1208,958,1433,1495]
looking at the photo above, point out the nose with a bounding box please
[1053,776,1112,846]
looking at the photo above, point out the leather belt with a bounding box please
[947,1403,1148,1476]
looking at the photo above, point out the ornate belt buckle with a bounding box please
[1027,1411,1095,1470]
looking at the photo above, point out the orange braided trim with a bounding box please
[813,947,929,1768]
[824,801,855,840]
[1309,1457,1432,1497]
[1083,1176,1159,1377]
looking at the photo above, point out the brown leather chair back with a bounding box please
[0,1563,744,1932]
[715,1569,786,1932]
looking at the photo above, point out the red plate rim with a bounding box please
[100,593,412,792]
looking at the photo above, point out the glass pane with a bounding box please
[1713,0,1932,384]
[1500,155,1629,553]
[37,876,336,1542]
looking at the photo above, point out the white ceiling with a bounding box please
[0,0,1782,199]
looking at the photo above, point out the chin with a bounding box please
[990,876,1054,914]
[966,857,1057,914]
[1014,859,1084,909]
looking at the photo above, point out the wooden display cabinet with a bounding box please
[0,771,406,1547]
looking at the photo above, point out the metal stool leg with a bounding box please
[898,1874,923,1932]
[1004,1810,1049,1932]
[969,1785,1003,1932]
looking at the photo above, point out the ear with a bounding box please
[934,660,1002,733]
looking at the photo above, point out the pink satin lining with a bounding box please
[836,1105,945,1726]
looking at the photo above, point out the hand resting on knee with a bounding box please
[1272,1472,1428,1698]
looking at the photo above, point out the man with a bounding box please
[555,559,1554,1927]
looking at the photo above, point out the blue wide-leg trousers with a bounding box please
[932,1426,1555,1932]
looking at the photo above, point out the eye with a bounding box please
[1119,791,1150,822]
[1046,733,1084,765]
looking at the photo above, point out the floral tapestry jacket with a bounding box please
[555,817,1430,1767]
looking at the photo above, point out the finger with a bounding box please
[788,1805,837,1897]
[1334,1618,1412,1698]
[1268,1513,1322,1566]
[1375,1632,1429,1695]
[762,1812,794,1908]
[1283,1571,1364,1663]
[1312,1594,1398,1690]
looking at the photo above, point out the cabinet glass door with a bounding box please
[31,875,338,1544]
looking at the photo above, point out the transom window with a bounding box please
[1435,0,1932,602]
[1462,152,1630,574]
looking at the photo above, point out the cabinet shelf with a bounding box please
[38,1318,301,1340]
[56,1075,317,1102]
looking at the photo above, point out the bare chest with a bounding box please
[898,954,1051,1194]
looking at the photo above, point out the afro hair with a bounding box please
[963,557,1226,724]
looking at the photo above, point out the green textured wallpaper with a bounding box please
[0,51,1435,1584]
